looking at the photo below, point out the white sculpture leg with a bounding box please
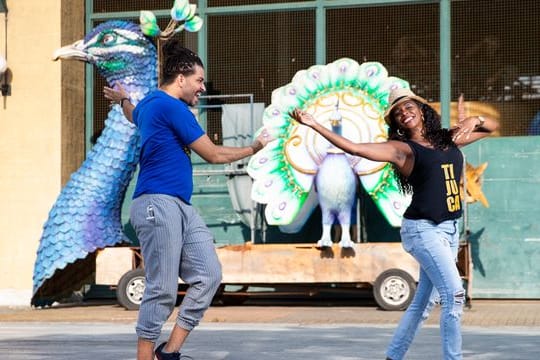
[338,223,354,248]
[317,224,334,248]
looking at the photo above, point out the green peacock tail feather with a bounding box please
[248,58,411,227]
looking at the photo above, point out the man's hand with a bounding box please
[255,127,273,147]
[103,82,129,104]
[250,127,274,154]
[103,81,133,122]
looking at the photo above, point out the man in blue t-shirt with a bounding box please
[105,40,271,360]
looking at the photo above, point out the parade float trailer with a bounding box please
[96,239,472,311]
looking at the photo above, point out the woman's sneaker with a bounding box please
[155,342,181,360]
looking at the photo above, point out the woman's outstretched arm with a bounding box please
[290,109,412,168]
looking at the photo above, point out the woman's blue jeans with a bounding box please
[386,219,465,360]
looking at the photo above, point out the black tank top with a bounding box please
[403,141,464,223]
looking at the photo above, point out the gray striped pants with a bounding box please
[130,194,222,341]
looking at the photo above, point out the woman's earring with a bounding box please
[397,128,405,137]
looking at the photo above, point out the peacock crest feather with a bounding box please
[140,0,203,38]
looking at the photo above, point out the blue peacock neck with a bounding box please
[108,69,157,106]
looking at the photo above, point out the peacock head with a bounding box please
[53,20,157,85]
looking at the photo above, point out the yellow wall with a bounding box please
[0,0,62,305]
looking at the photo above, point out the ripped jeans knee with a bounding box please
[449,288,466,317]
[454,288,466,304]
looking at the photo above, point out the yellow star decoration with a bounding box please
[461,162,489,207]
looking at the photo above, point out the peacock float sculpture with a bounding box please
[247,59,413,248]
[311,101,358,248]
[32,1,202,306]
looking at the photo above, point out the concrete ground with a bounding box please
[1,299,539,327]
[1,322,539,360]
[1,299,539,359]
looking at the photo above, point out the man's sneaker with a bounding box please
[155,342,181,360]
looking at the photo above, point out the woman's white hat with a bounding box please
[384,87,428,125]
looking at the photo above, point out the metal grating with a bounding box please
[452,0,540,136]
[89,0,538,138]
[207,11,315,105]
[206,11,315,142]
[208,0,308,6]
[93,0,188,13]
[327,4,440,102]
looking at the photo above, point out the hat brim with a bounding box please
[383,94,428,125]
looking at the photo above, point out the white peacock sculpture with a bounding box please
[247,58,412,248]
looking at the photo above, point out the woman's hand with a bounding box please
[290,108,317,128]
[452,116,483,142]
[457,93,466,122]
[452,94,481,142]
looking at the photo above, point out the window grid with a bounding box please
[89,0,539,137]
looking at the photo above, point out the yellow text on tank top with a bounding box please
[441,164,461,212]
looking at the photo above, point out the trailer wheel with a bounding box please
[117,268,145,310]
[373,269,416,311]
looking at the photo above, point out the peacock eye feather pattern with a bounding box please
[32,20,157,306]
[247,58,412,247]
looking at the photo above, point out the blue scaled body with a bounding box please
[32,21,157,302]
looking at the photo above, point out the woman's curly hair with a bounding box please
[387,100,455,193]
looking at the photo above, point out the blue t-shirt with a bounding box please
[132,90,204,203]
